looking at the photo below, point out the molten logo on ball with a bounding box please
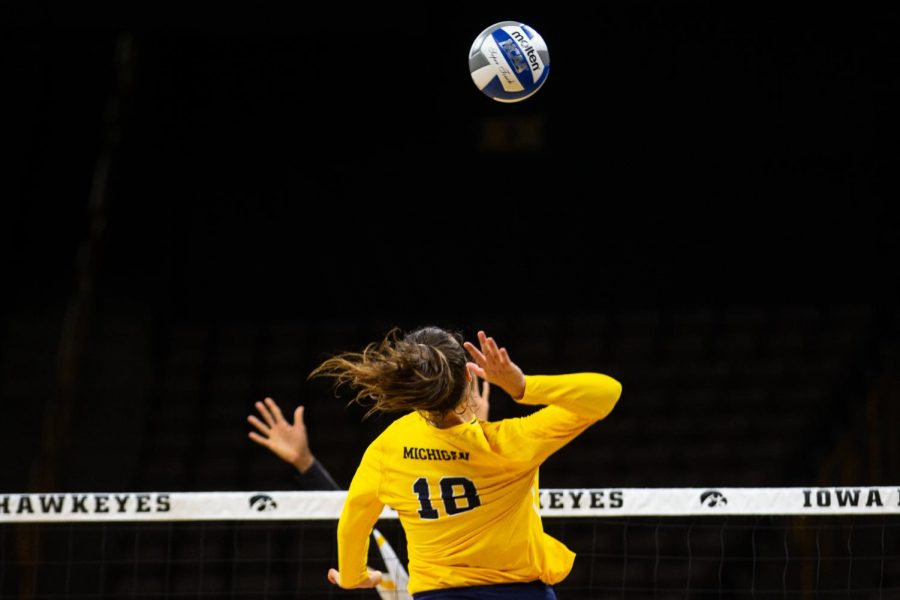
[469,21,550,103]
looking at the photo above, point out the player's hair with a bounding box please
[310,326,469,421]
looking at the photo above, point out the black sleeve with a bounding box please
[293,459,341,491]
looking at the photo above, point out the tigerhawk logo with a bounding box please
[700,490,728,507]
[249,494,277,512]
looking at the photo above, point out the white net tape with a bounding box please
[2,487,898,523]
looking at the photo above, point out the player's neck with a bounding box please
[428,406,475,429]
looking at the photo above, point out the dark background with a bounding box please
[3,4,898,494]
[2,6,900,599]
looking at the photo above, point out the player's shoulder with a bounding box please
[374,411,420,439]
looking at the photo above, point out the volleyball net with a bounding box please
[2,487,898,598]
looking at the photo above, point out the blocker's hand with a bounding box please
[247,398,315,473]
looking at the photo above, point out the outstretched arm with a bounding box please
[247,397,339,490]
[465,329,621,418]
[465,330,622,466]
[248,397,313,471]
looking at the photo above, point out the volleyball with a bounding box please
[468,21,550,103]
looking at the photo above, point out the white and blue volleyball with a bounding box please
[468,21,550,103]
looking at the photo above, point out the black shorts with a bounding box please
[413,581,557,600]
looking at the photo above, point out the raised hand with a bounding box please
[463,331,526,400]
[247,397,315,473]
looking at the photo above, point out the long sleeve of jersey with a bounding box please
[336,439,385,588]
[492,372,622,469]
[519,373,621,416]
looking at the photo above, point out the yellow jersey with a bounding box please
[336,372,622,594]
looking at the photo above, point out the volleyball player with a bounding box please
[314,327,622,599]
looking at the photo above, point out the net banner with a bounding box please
[1,487,898,523]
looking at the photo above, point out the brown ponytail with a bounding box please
[310,326,469,421]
